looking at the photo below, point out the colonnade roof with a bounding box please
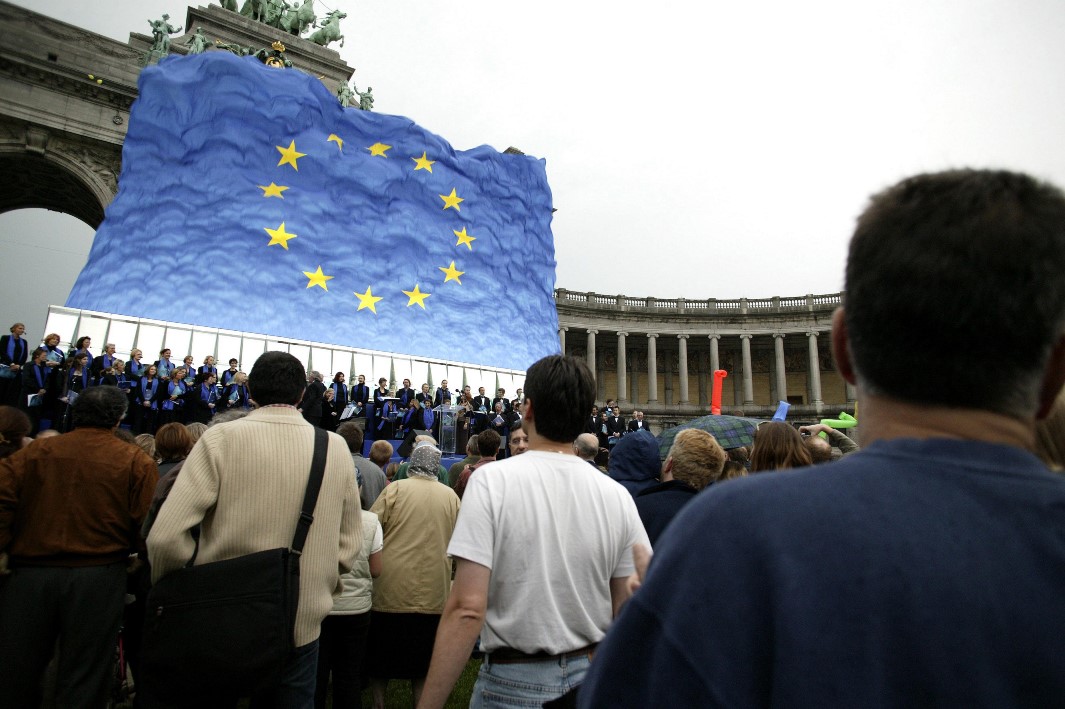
[554,288,843,336]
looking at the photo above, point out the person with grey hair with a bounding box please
[0,386,157,706]
[582,170,1065,706]
[573,432,600,464]
[367,442,459,707]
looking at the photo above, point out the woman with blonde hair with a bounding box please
[749,421,812,472]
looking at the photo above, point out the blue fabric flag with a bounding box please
[67,52,559,371]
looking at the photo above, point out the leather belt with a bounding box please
[485,643,598,665]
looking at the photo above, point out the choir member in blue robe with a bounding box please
[0,322,28,407]
[21,347,49,434]
[125,349,147,380]
[371,377,393,438]
[351,374,369,420]
[98,359,130,389]
[326,372,348,429]
[399,398,426,438]
[70,336,94,377]
[396,379,416,408]
[90,343,118,379]
[59,352,91,432]
[181,356,197,388]
[220,358,240,387]
[158,370,189,427]
[154,348,175,380]
[433,379,453,408]
[197,356,218,384]
[221,371,251,411]
[189,373,219,424]
[134,365,162,434]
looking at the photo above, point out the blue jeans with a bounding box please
[471,653,590,708]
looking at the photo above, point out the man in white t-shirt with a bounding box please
[418,355,649,708]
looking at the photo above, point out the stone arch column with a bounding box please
[646,333,658,403]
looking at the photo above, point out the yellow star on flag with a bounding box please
[264,222,297,250]
[303,266,334,291]
[402,284,431,309]
[412,151,435,172]
[327,134,343,150]
[276,140,306,170]
[439,188,464,211]
[367,142,392,157]
[453,226,476,250]
[354,286,383,313]
[439,261,464,284]
[259,182,288,198]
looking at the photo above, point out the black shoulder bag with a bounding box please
[140,427,329,698]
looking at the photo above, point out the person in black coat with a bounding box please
[301,370,326,426]
[627,410,650,433]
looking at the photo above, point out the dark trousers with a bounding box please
[0,562,126,709]
[139,640,320,709]
[315,613,371,709]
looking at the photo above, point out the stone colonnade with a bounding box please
[554,289,856,422]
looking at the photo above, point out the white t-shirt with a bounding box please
[447,450,650,654]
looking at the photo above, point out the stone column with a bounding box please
[559,327,568,353]
[846,381,857,404]
[708,334,720,374]
[586,329,597,375]
[646,334,658,403]
[677,335,690,404]
[617,332,628,403]
[773,334,787,402]
[807,331,824,413]
[740,334,754,405]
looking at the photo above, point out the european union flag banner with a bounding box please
[68,52,559,371]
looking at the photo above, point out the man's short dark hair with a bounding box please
[247,351,306,406]
[477,429,501,457]
[845,169,1065,417]
[71,385,128,429]
[336,421,365,454]
[524,355,595,442]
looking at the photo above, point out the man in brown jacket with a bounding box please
[0,385,158,708]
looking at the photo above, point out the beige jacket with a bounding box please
[148,406,361,645]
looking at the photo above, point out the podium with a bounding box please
[432,404,461,455]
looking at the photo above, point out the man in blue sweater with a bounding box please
[580,170,1065,707]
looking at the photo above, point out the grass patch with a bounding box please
[354,659,480,708]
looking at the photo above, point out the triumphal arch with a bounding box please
[0,1,354,228]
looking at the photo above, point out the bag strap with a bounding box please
[291,426,329,555]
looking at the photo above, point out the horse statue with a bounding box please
[239,0,267,23]
[308,9,345,48]
[219,0,238,11]
[283,0,316,36]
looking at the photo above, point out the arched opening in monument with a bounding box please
[0,208,95,340]
[0,151,107,338]
[0,152,106,230]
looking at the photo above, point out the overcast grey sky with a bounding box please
[4,0,1065,338]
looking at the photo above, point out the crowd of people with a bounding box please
[1,169,1065,708]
